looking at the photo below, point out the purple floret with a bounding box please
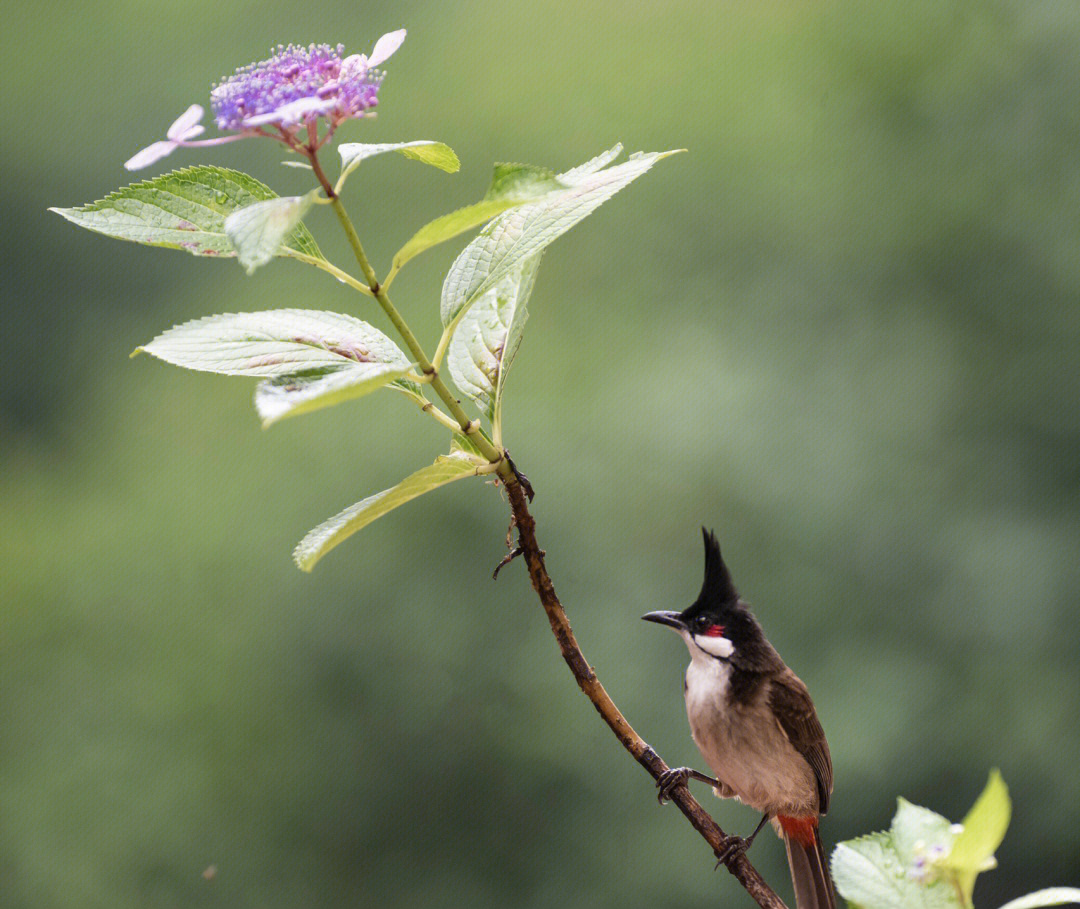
[210,43,383,131]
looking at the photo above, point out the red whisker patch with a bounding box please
[777,815,818,848]
[704,624,725,637]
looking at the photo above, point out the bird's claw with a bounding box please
[656,767,692,804]
[714,835,749,869]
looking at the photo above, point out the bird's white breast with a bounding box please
[681,641,817,816]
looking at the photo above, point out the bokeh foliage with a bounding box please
[3,1,1079,908]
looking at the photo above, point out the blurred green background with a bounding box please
[4,0,1079,907]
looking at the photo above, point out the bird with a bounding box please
[642,529,835,909]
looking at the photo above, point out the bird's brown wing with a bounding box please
[769,669,833,815]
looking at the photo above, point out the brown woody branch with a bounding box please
[500,475,789,909]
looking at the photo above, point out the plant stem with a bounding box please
[500,478,790,909]
[330,197,500,462]
[419,400,464,433]
[309,152,503,464]
[328,197,428,360]
[289,253,373,297]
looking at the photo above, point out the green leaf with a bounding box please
[391,200,518,276]
[337,140,460,188]
[293,455,480,571]
[557,142,624,182]
[440,147,683,330]
[832,833,911,909]
[136,309,410,377]
[388,376,429,407]
[50,166,322,260]
[998,889,1080,909]
[389,163,567,277]
[484,163,566,200]
[451,432,485,459]
[941,770,1011,899]
[446,253,542,427]
[450,424,496,460]
[224,190,319,274]
[890,799,956,868]
[831,833,960,909]
[255,362,414,427]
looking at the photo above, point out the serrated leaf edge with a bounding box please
[50,165,323,260]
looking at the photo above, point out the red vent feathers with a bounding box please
[776,815,818,848]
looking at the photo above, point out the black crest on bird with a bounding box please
[698,527,739,608]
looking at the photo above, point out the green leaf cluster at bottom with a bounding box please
[831,772,1078,909]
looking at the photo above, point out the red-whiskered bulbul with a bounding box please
[643,530,835,909]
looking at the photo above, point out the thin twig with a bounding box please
[500,474,789,909]
[492,546,523,579]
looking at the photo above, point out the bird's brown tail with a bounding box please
[779,816,836,909]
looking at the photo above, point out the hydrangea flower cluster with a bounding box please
[210,41,385,131]
[125,30,405,171]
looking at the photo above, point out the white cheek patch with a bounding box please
[694,634,734,659]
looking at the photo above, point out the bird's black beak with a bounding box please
[641,610,686,631]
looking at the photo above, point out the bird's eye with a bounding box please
[694,615,724,636]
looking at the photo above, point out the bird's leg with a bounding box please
[746,812,770,845]
[655,767,720,804]
[714,813,771,868]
